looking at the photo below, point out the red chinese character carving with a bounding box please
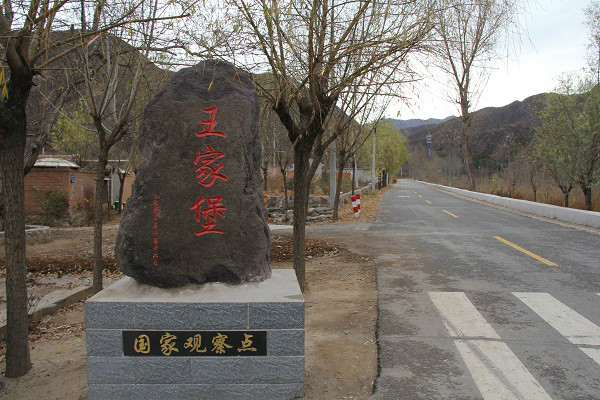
[196,106,225,138]
[189,195,227,236]
[194,144,228,187]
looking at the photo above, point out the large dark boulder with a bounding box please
[115,60,270,288]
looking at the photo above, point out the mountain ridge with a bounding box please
[388,116,454,131]
[402,93,549,169]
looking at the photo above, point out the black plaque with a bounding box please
[123,330,267,356]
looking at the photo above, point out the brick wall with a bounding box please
[25,168,98,216]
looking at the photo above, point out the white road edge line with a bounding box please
[455,339,553,400]
[514,292,600,366]
[429,292,500,339]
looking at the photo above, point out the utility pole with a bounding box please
[371,128,376,192]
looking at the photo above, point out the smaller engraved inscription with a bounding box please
[123,330,267,357]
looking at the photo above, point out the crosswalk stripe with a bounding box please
[513,292,600,346]
[580,348,600,365]
[455,339,553,400]
[430,292,551,399]
[429,292,500,339]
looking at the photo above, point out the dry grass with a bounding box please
[334,185,393,223]
[431,176,599,212]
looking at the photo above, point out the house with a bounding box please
[24,156,134,216]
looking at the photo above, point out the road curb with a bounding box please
[417,180,600,229]
[0,285,94,340]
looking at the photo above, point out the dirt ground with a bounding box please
[0,186,390,399]
[0,247,377,400]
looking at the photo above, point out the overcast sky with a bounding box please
[390,0,592,121]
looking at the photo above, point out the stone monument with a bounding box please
[85,60,304,400]
[115,59,270,287]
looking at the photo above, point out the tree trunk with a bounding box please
[332,156,346,221]
[581,184,593,211]
[530,176,537,202]
[291,139,312,293]
[351,156,356,195]
[93,153,108,293]
[262,165,268,191]
[562,190,570,208]
[460,111,476,191]
[281,168,289,211]
[1,113,31,377]
[461,133,476,190]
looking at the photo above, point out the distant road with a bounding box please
[364,180,600,399]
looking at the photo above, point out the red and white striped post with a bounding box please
[351,193,361,217]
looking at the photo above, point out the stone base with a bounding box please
[85,270,304,400]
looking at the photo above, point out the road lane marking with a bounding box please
[515,292,600,366]
[429,292,500,339]
[455,340,552,400]
[430,292,551,399]
[493,236,558,266]
[513,293,600,347]
[580,348,600,365]
[425,200,432,205]
[398,195,410,198]
[418,195,422,198]
[442,210,459,218]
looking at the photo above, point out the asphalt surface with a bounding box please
[356,180,600,399]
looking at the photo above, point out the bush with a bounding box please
[33,188,69,219]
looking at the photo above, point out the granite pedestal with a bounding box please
[85,269,304,400]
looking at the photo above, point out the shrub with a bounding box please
[33,188,69,219]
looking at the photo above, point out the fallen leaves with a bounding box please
[0,256,119,276]
[271,239,338,262]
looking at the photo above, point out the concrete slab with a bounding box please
[0,285,93,340]
[88,269,303,304]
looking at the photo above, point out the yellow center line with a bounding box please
[493,236,558,267]
[425,200,432,205]
[418,195,422,198]
[442,210,459,218]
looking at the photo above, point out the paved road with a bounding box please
[357,180,600,399]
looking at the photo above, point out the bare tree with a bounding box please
[434,0,521,190]
[189,0,434,291]
[520,143,542,202]
[0,0,185,376]
[330,94,386,220]
[259,101,276,191]
[534,89,579,207]
[74,1,185,293]
[260,99,293,211]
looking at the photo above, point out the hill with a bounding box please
[404,94,548,169]
[389,116,454,132]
